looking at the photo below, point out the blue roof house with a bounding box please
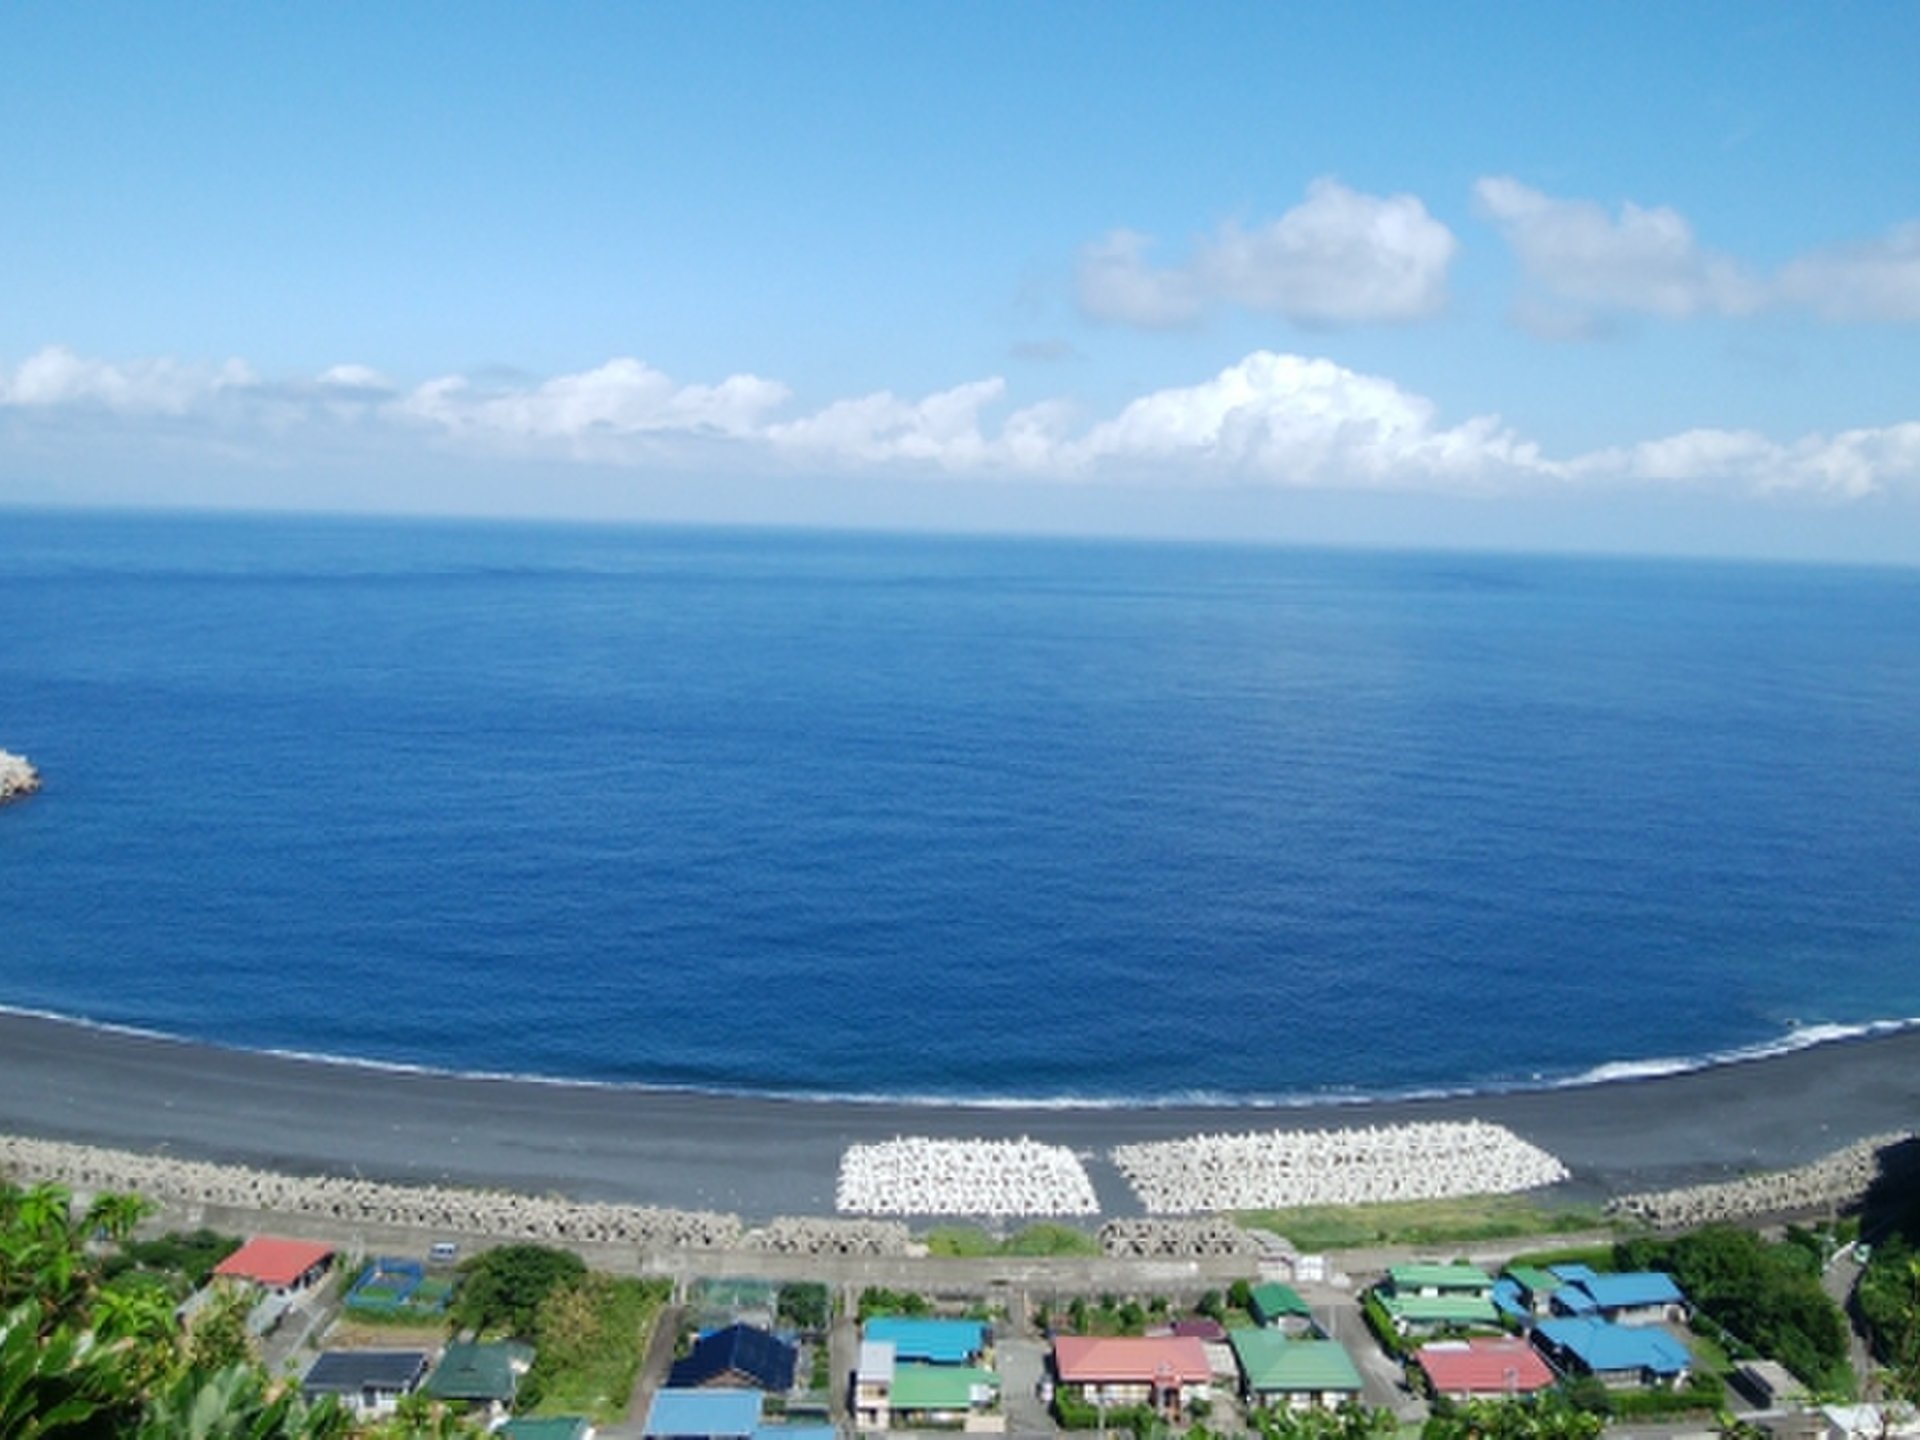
[1533,1318,1692,1389]
[1549,1268,1688,1326]
[643,1387,763,1440]
[862,1317,988,1366]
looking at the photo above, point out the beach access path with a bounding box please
[3,1011,1919,1222]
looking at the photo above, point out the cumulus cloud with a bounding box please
[4,344,1919,501]
[1068,352,1545,488]
[1477,177,1920,330]
[1077,180,1457,329]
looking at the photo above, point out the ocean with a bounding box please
[3,508,1918,1106]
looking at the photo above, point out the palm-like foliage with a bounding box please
[0,1300,131,1438]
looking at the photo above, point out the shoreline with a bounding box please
[4,1011,1920,1223]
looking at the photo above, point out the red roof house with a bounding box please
[213,1237,336,1292]
[1415,1338,1555,1399]
[1053,1335,1212,1415]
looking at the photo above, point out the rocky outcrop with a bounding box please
[1605,1132,1915,1229]
[0,751,39,805]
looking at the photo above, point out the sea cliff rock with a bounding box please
[0,751,39,805]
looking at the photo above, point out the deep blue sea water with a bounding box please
[3,508,1919,1105]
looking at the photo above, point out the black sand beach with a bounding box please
[1,1011,1915,1221]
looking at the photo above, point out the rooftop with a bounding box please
[890,1362,999,1412]
[644,1387,762,1439]
[1230,1332,1362,1394]
[1053,1335,1210,1386]
[301,1349,429,1395]
[213,1236,335,1288]
[862,1316,986,1366]
[1536,1318,1691,1376]
[1416,1337,1556,1395]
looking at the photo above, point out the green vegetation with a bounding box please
[1049,1291,1159,1336]
[99,1228,241,1298]
[1422,1395,1603,1440]
[1247,1403,1397,1439]
[921,1222,1101,1257]
[857,1286,931,1320]
[1240,1195,1609,1251]
[1857,1235,1920,1401]
[1617,1226,1849,1393]
[0,1178,466,1438]
[449,1244,586,1337]
[520,1273,670,1424]
[777,1281,831,1333]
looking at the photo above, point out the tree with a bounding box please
[448,1245,585,1337]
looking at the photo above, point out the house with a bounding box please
[421,1340,535,1418]
[862,1316,988,1366]
[1229,1332,1363,1412]
[1547,1266,1688,1325]
[1387,1263,1494,1299]
[643,1387,763,1440]
[1532,1317,1691,1388]
[498,1420,593,1440]
[1375,1263,1498,1335]
[1052,1335,1211,1417]
[855,1338,999,1431]
[1376,1291,1500,1336]
[854,1340,896,1430]
[1249,1282,1314,1331]
[890,1363,1000,1429]
[299,1350,430,1418]
[1497,1266,1565,1318]
[1414,1338,1556,1400]
[670,1323,798,1392]
[212,1236,335,1296]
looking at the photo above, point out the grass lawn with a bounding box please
[524,1275,671,1425]
[922,1223,1100,1258]
[1238,1194,1611,1250]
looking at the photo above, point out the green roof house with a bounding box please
[890,1362,999,1425]
[497,1420,590,1440]
[421,1340,534,1417]
[1250,1282,1313,1330]
[1377,1291,1500,1336]
[1230,1332,1363,1413]
[1387,1264,1494,1298]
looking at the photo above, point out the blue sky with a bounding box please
[3,3,1919,560]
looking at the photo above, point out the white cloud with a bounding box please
[1076,230,1204,328]
[1077,180,1457,329]
[765,379,1008,467]
[1474,176,1763,326]
[1478,178,1920,330]
[1776,222,1920,322]
[1069,352,1545,487]
[398,357,790,442]
[0,345,257,414]
[4,344,1919,502]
